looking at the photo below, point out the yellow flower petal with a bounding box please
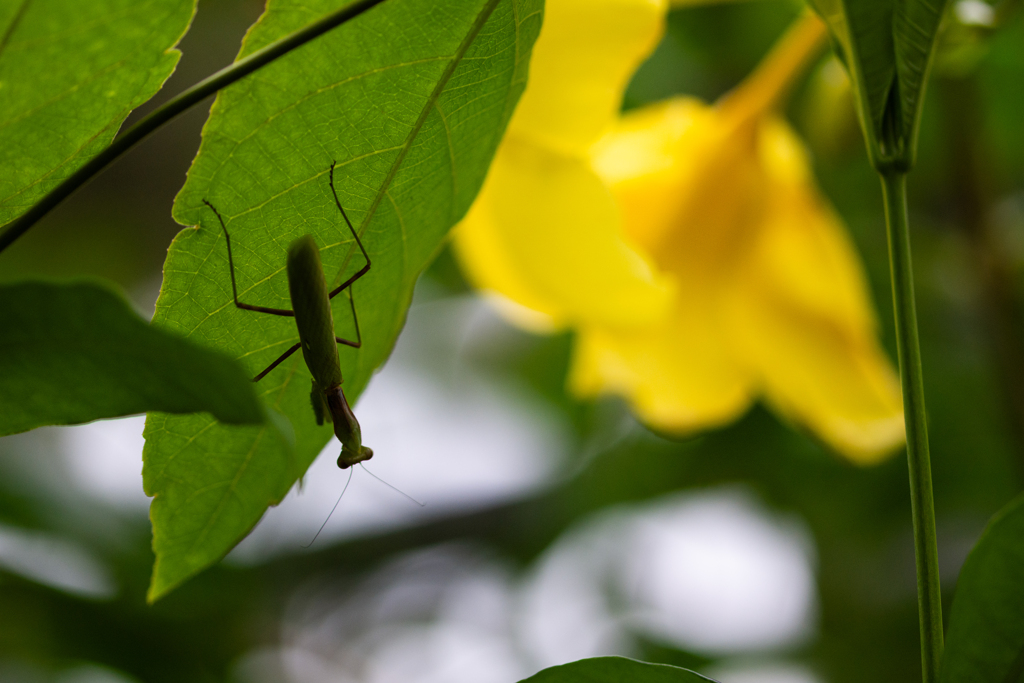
[509,0,668,155]
[591,13,828,272]
[753,117,877,337]
[453,173,564,326]
[570,292,755,431]
[723,145,905,460]
[454,138,672,328]
[594,97,767,284]
[726,281,904,461]
[591,97,711,254]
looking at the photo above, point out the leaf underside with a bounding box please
[143,0,542,601]
[940,494,1024,683]
[0,0,196,224]
[518,657,718,683]
[0,281,263,436]
[808,0,949,168]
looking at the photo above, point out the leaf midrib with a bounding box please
[327,0,505,290]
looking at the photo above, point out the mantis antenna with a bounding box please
[359,462,425,507]
[303,463,424,548]
[303,467,354,548]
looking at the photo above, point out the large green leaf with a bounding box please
[0,0,195,224]
[519,657,717,683]
[143,0,542,601]
[808,0,950,170]
[0,281,263,435]
[940,494,1024,683]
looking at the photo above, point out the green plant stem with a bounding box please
[0,0,387,255]
[881,171,944,683]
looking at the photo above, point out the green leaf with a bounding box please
[143,0,542,601]
[0,0,196,224]
[940,494,1024,683]
[893,0,948,145]
[518,657,718,683]
[0,281,263,436]
[808,0,950,170]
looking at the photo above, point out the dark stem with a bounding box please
[881,171,944,682]
[0,0,388,254]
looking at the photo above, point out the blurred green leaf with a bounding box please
[940,494,1024,683]
[0,0,196,224]
[518,657,717,683]
[0,281,263,436]
[143,0,542,601]
[808,0,950,169]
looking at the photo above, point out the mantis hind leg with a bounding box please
[327,162,368,351]
[334,288,362,349]
[252,342,301,382]
[326,161,371,298]
[203,199,294,317]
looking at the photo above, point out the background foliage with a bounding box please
[0,0,196,225]
[0,281,263,436]
[1,0,1023,681]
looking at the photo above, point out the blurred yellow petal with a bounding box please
[481,293,562,334]
[710,120,904,460]
[591,97,713,254]
[509,0,668,155]
[592,14,828,278]
[454,174,564,326]
[754,117,877,337]
[454,138,672,328]
[570,292,755,430]
[725,280,904,461]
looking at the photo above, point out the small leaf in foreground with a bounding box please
[940,494,1024,683]
[0,0,196,224]
[518,657,718,683]
[0,280,263,436]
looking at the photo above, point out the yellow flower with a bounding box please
[453,3,905,462]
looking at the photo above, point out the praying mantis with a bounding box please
[203,162,373,469]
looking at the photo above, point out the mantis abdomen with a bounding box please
[286,233,371,468]
[288,234,342,391]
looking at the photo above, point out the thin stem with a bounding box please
[881,172,944,682]
[0,0,388,254]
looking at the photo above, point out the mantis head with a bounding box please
[338,444,373,469]
[321,384,373,469]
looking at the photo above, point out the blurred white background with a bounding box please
[2,292,821,683]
